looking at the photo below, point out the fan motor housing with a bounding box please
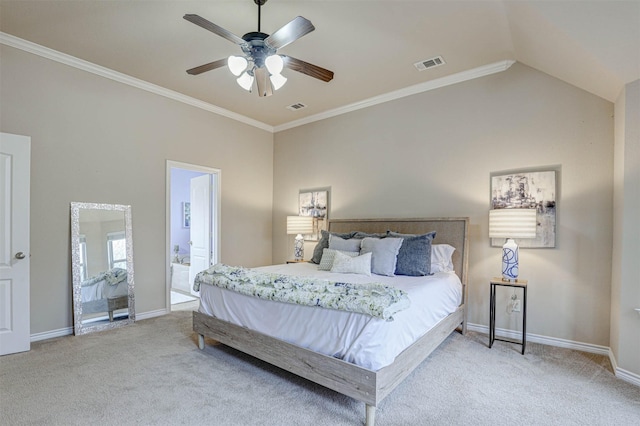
[241,32,275,68]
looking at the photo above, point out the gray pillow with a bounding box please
[329,234,363,252]
[360,237,403,276]
[387,231,436,276]
[318,248,360,271]
[310,230,357,264]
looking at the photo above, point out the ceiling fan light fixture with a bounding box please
[270,72,287,90]
[184,3,334,97]
[265,54,284,75]
[228,55,248,76]
[236,71,254,91]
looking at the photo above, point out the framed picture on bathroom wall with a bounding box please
[490,167,558,248]
[182,202,191,228]
[298,188,329,241]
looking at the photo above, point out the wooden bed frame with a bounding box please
[193,217,469,425]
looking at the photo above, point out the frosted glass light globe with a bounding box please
[228,56,248,76]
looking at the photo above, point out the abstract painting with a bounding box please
[490,169,557,248]
[299,189,329,241]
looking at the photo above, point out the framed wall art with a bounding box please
[490,168,558,248]
[298,188,329,241]
[182,202,191,228]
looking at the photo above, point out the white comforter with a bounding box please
[198,262,462,371]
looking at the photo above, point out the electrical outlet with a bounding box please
[513,299,521,312]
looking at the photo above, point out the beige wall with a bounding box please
[273,63,614,347]
[1,46,274,335]
[611,80,640,375]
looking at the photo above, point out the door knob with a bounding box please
[15,252,26,259]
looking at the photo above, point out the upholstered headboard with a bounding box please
[328,217,469,291]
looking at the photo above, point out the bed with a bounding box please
[81,267,129,321]
[193,218,469,425]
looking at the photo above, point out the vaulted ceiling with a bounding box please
[1,1,638,130]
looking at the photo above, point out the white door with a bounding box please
[189,174,211,296]
[0,133,31,355]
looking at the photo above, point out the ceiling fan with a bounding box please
[184,0,334,97]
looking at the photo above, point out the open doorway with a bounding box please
[166,161,220,312]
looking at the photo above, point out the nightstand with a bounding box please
[286,259,306,264]
[489,277,528,354]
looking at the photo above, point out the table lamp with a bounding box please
[287,216,314,261]
[489,209,537,281]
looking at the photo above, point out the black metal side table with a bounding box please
[489,278,528,355]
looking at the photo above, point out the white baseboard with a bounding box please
[30,327,74,342]
[608,348,640,387]
[468,323,640,387]
[30,308,170,342]
[29,316,639,388]
[467,322,610,356]
[135,308,169,321]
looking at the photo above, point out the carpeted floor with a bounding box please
[1,310,638,425]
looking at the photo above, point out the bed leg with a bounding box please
[198,334,205,350]
[365,404,376,426]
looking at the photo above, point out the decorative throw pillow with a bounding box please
[310,230,357,264]
[387,231,436,276]
[360,237,403,276]
[318,248,360,271]
[431,244,456,273]
[353,231,387,239]
[328,234,363,252]
[330,251,372,276]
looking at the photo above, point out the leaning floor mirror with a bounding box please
[71,202,135,335]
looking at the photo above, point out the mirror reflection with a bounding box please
[71,202,135,335]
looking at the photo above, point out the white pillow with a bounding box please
[330,251,372,276]
[431,244,456,273]
[328,234,362,252]
[360,237,403,276]
[318,248,359,271]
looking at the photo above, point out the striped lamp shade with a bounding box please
[286,216,314,235]
[489,209,537,239]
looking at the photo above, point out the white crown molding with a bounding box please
[1,32,514,135]
[0,32,274,133]
[274,60,516,132]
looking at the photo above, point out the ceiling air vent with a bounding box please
[286,102,307,111]
[414,56,445,71]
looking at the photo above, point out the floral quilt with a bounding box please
[194,264,410,321]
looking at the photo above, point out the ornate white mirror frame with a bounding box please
[71,202,135,335]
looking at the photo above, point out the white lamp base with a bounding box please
[294,234,304,261]
[501,238,519,281]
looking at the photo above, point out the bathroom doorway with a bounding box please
[166,161,220,311]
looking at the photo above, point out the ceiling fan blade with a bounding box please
[186,59,228,75]
[264,16,315,50]
[282,56,334,82]
[184,14,246,46]
[254,67,273,97]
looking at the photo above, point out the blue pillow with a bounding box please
[353,231,387,239]
[387,231,436,276]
